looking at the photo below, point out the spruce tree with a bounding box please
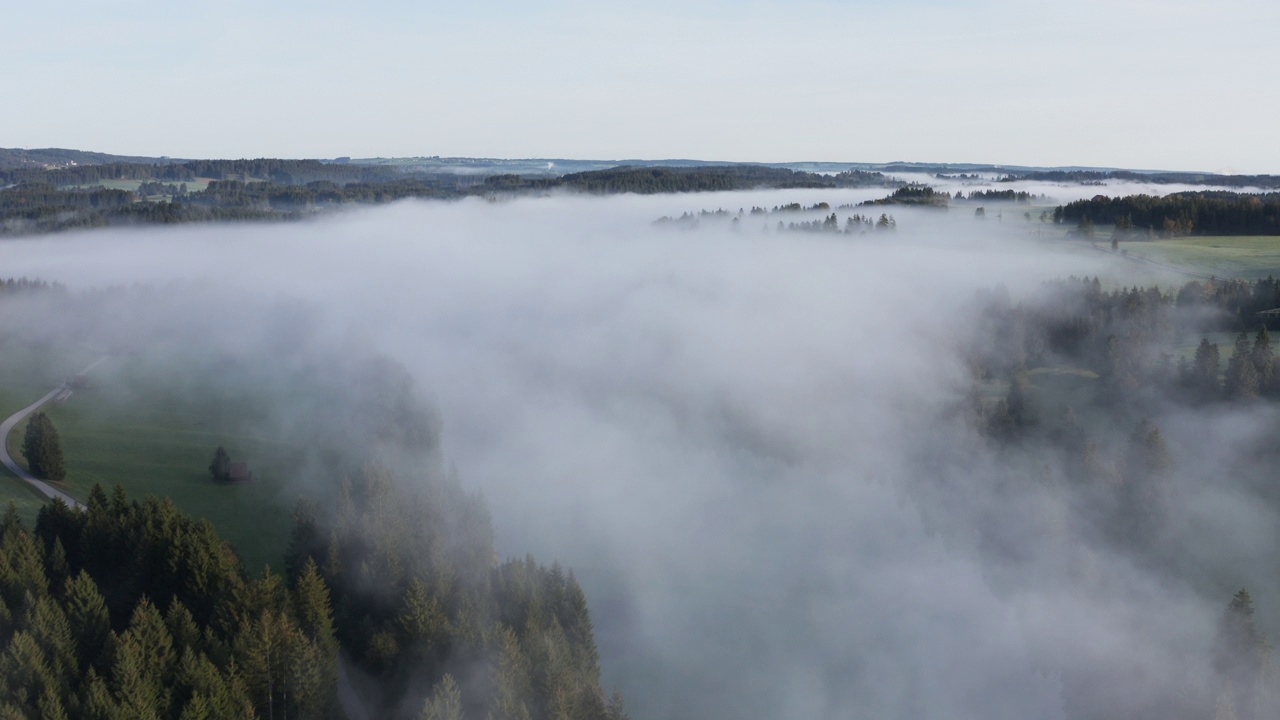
[22,412,66,482]
[1253,326,1274,394]
[1194,339,1222,401]
[491,627,533,720]
[21,413,44,478]
[63,572,110,672]
[417,673,465,720]
[1214,589,1267,720]
[1226,332,1260,401]
[209,447,231,483]
[42,414,66,483]
[292,558,336,655]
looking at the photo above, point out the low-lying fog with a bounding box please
[0,180,1263,719]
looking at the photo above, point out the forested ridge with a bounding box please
[1054,192,1280,236]
[0,164,898,237]
[1002,169,1280,189]
[0,159,409,188]
[483,166,890,194]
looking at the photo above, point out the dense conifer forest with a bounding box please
[1054,192,1280,236]
[0,473,621,720]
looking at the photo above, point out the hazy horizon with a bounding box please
[5,1,1278,173]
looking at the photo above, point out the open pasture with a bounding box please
[1119,235,1280,280]
[0,343,299,573]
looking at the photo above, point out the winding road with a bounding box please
[0,356,108,510]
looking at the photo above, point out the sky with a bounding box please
[4,0,1280,171]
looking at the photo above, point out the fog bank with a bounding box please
[0,190,1251,720]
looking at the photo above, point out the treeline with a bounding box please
[970,275,1280,399]
[860,184,949,207]
[856,186,1044,209]
[484,165,893,195]
[960,274,1280,720]
[0,488,333,720]
[962,189,1042,203]
[0,184,134,212]
[775,212,895,234]
[189,178,470,209]
[1001,169,1280,189]
[0,159,412,188]
[1,162,895,196]
[0,278,63,295]
[0,197,285,235]
[0,178,477,235]
[285,463,622,720]
[654,204,897,234]
[0,148,178,171]
[0,473,624,720]
[0,164,904,236]
[1054,192,1280,236]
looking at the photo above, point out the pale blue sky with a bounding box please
[4,0,1278,172]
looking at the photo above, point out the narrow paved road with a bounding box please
[0,357,108,510]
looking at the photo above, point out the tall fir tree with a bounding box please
[1252,326,1275,395]
[1193,339,1222,401]
[22,412,66,482]
[1226,332,1260,401]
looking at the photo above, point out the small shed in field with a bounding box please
[227,462,254,483]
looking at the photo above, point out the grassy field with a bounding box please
[1118,236,1280,280]
[0,344,301,574]
[1047,239,1190,289]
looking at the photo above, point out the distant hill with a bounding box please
[1,146,1273,190]
[1,146,1202,178]
[0,147,185,170]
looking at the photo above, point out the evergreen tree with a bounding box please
[22,412,66,482]
[165,599,202,659]
[1252,326,1274,394]
[1193,339,1222,401]
[417,673,465,720]
[1226,332,1260,401]
[25,595,76,696]
[113,597,176,718]
[605,692,629,720]
[63,572,110,672]
[1214,589,1268,720]
[0,631,55,718]
[490,627,533,720]
[292,558,336,655]
[209,447,231,483]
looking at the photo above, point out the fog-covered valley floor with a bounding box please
[3,181,1276,720]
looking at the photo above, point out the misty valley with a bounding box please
[5,163,1280,720]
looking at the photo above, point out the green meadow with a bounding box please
[0,344,300,574]
[1118,235,1280,280]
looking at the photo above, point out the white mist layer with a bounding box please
[0,189,1232,719]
